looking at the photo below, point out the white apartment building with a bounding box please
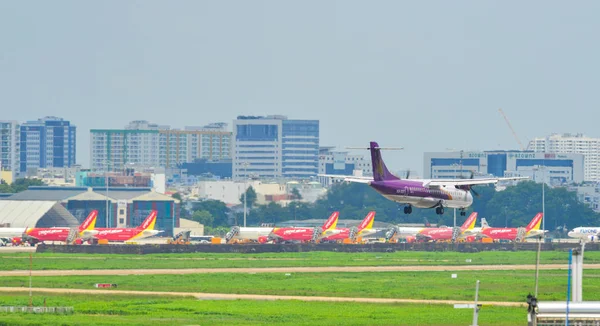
[91,121,231,172]
[0,120,19,177]
[528,133,600,182]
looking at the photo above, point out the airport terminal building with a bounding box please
[423,151,584,186]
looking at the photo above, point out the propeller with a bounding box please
[458,171,480,197]
[467,171,480,197]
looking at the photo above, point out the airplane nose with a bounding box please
[567,232,574,237]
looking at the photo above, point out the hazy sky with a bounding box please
[1,1,599,175]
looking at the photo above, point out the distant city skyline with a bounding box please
[2,2,600,175]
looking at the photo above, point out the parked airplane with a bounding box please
[92,210,161,242]
[416,212,478,241]
[468,213,544,241]
[568,226,600,242]
[11,210,98,245]
[225,226,274,244]
[320,141,527,215]
[321,211,376,242]
[386,212,478,242]
[269,212,339,243]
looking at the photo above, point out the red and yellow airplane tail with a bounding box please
[357,211,376,232]
[321,211,339,232]
[459,212,478,232]
[78,210,98,233]
[136,210,158,231]
[525,213,543,233]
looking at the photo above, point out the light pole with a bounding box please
[242,162,249,227]
[542,165,545,235]
[453,207,457,229]
[103,160,111,228]
[534,165,546,235]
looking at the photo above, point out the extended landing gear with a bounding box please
[460,209,466,216]
[435,206,445,215]
[403,205,413,214]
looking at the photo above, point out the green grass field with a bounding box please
[0,294,525,326]
[2,269,597,302]
[0,250,594,325]
[1,250,595,271]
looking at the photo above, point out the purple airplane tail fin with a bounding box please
[370,141,400,181]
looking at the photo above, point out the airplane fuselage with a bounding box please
[270,228,316,242]
[94,228,159,242]
[231,227,273,241]
[369,180,474,209]
[392,227,425,239]
[0,228,26,238]
[417,228,455,241]
[25,228,72,242]
[568,227,600,241]
[321,228,377,241]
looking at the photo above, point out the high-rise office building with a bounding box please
[423,150,584,186]
[318,146,372,187]
[528,133,600,182]
[90,121,231,171]
[19,116,76,173]
[0,120,20,176]
[233,115,319,180]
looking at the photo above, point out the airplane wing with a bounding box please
[80,230,98,238]
[423,177,529,187]
[317,174,373,184]
[415,233,433,241]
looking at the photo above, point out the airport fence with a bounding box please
[36,242,600,254]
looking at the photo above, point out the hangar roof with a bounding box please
[0,200,79,228]
[4,187,87,201]
[132,191,180,203]
[92,187,152,200]
[68,189,111,201]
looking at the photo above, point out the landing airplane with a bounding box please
[467,213,544,241]
[269,212,339,243]
[321,211,376,242]
[319,141,528,215]
[11,210,98,245]
[93,210,161,242]
[568,226,600,242]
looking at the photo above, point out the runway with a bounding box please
[0,263,596,277]
[0,287,527,307]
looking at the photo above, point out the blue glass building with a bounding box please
[233,115,319,180]
[20,116,76,173]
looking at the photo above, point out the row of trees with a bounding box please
[185,181,600,232]
[0,178,46,194]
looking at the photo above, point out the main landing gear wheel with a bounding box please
[403,206,413,214]
[460,210,466,216]
[435,206,444,215]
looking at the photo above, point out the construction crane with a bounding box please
[498,108,525,151]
